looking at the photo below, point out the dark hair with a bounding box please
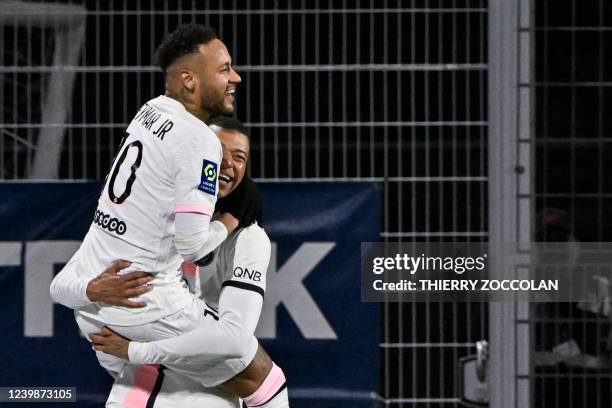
[207,116,250,141]
[155,24,218,73]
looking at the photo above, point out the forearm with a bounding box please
[128,228,269,366]
[50,255,91,309]
[174,214,228,263]
[129,318,253,365]
[129,287,263,365]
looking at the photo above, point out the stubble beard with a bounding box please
[202,92,233,118]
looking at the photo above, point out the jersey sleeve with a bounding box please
[180,261,201,298]
[50,248,92,309]
[128,288,262,365]
[172,132,228,263]
[172,132,222,218]
[174,213,228,263]
[221,225,271,297]
[127,227,272,367]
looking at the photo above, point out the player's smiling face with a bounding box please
[197,39,241,117]
[214,127,249,198]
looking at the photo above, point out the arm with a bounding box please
[129,285,263,363]
[129,227,270,364]
[174,214,231,263]
[50,253,153,309]
[92,227,271,364]
[49,249,91,308]
[172,135,236,264]
[90,287,262,362]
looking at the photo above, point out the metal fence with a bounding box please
[0,1,490,406]
[531,0,612,406]
[488,0,612,406]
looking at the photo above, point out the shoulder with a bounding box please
[237,224,270,247]
[225,224,272,260]
[171,122,220,158]
[150,95,192,119]
[224,224,270,287]
[152,96,217,140]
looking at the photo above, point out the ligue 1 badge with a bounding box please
[198,159,218,195]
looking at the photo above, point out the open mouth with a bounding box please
[225,89,236,98]
[219,174,233,184]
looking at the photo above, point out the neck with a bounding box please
[165,90,210,123]
[184,103,210,123]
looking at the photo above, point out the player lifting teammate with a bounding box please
[51,25,288,407]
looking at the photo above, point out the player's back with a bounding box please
[77,95,222,325]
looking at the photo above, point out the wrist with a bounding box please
[128,341,147,364]
[85,280,97,302]
[127,341,135,363]
[218,212,239,233]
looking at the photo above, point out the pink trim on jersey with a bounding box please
[243,363,286,407]
[123,364,160,408]
[181,261,198,277]
[173,204,214,216]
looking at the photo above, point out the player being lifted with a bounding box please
[50,25,287,407]
[53,117,288,407]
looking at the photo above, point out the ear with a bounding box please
[180,70,197,93]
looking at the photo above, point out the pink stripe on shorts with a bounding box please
[123,364,160,408]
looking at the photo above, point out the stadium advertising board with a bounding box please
[0,182,379,406]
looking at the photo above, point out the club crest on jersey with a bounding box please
[199,159,218,195]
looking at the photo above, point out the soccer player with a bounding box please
[99,117,287,407]
[50,25,261,386]
[52,118,288,407]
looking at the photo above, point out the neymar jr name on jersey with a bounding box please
[134,102,175,140]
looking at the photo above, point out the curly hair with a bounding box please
[154,24,218,73]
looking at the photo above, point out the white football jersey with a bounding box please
[128,223,271,386]
[198,223,269,310]
[76,95,222,326]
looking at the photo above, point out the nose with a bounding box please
[229,67,241,84]
[221,149,233,169]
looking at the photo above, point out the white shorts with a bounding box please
[75,296,254,387]
[105,363,239,408]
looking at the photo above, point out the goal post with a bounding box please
[0,0,85,179]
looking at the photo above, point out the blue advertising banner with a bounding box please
[0,182,380,407]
